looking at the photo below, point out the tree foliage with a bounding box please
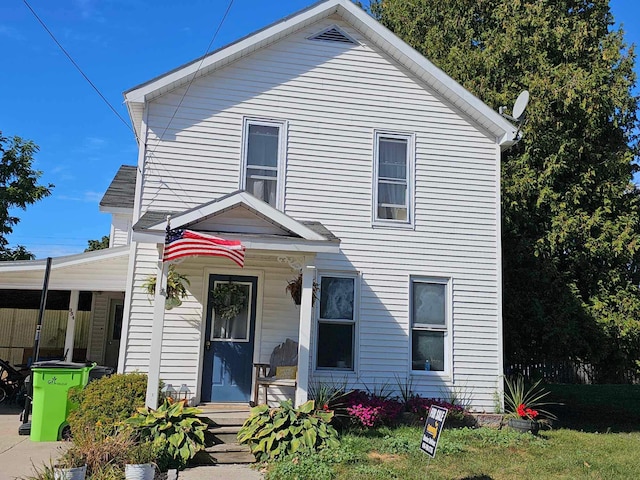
[372,0,640,378]
[85,235,110,252]
[0,132,53,259]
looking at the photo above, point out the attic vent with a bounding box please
[308,25,358,45]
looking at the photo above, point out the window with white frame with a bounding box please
[241,119,286,208]
[316,274,357,370]
[373,131,414,224]
[411,277,450,373]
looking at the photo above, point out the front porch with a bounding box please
[127,191,341,408]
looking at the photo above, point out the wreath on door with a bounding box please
[211,282,247,320]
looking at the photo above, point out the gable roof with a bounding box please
[123,0,518,148]
[99,165,137,213]
[132,191,340,253]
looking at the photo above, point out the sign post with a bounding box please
[421,405,448,459]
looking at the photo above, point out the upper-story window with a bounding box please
[373,131,414,226]
[241,118,286,209]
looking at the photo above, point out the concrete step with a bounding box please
[205,443,256,464]
[209,429,241,444]
[203,415,249,427]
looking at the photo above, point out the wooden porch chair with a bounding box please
[252,338,298,406]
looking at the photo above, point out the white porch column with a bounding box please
[64,290,80,362]
[295,260,315,406]
[145,251,168,409]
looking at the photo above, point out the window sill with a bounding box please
[372,221,415,230]
[410,370,451,380]
[314,368,357,375]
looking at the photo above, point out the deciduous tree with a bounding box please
[0,132,53,260]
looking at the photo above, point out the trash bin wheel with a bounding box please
[60,425,72,441]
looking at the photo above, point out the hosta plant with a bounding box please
[237,400,340,461]
[125,398,208,469]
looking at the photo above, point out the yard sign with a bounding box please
[420,405,448,458]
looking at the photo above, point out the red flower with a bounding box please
[517,403,539,419]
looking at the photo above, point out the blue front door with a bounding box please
[201,274,257,402]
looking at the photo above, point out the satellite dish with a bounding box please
[512,90,530,121]
[498,90,529,123]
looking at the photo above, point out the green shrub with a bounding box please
[67,373,148,434]
[125,398,208,470]
[238,400,340,462]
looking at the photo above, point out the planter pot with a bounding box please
[54,465,86,480]
[125,463,155,480]
[508,418,539,434]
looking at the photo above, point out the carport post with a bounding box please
[63,290,80,362]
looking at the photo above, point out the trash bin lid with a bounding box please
[31,360,94,370]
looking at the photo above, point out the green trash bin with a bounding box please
[30,361,95,442]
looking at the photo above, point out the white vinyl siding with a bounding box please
[240,118,287,209]
[131,16,502,410]
[373,131,414,226]
[111,214,132,247]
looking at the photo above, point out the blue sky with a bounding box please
[1,0,639,259]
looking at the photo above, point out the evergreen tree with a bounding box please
[372,0,640,378]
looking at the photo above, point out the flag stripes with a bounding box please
[164,229,245,267]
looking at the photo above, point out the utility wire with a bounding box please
[22,0,135,138]
[144,0,235,205]
[149,0,235,155]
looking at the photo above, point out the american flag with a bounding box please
[164,229,245,267]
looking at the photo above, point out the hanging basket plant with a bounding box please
[211,282,247,320]
[285,273,319,306]
[142,265,190,310]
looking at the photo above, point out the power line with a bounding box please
[22,0,136,138]
[149,0,235,155]
[144,0,235,207]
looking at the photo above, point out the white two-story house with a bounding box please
[0,0,518,411]
[120,0,517,410]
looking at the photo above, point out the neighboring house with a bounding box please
[0,167,134,369]
[0,0,518,411]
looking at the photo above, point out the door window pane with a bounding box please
[212,283,251,341]
[112,303,124,341]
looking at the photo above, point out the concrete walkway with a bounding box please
[0,405,64,480]
[0,404,262,480]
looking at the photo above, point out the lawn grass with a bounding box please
[266,426,640,480]
[264,385,640,479]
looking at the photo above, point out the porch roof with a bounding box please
[0,245,129,291]
[132,191,340,254]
